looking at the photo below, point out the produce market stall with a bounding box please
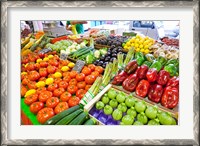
[21,21,179,126]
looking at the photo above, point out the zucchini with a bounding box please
[30,35,45,51]
[56,109,83,125]
[84,118,96,125]
[44,105,80,125]
[69,111,89,125]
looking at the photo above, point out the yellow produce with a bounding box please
[21,72,27,75]
[45,78,54,85]
[144,49,150,54]
[135,48,140,52]
[54,72,62,78]
[139,44,143,49]
[25,63,29,68]
[68,62,75,68]
[43,57,49,61]
[36,81,46,88]
[21,49,32,56]
[48,55,54,59]
[24,89,36,97]
[61,66,70,72]
[36,59,43,63]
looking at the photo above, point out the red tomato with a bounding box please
[76,73,85,82]
[68,96,80,107]
[37,107,55,124]
[53,87,65,97]
[39,68,48,77]
[40,61,48,68]
[85,75,96,85]
[39,91,53,102]
[27,81,37,89]
[95,66,104,74]
[38,77,46,81]
[69,71,78,78]
[81,67,91,76]
[88,64,96,71]
[47,83,58,92]
[85,85,92,91]
[53,55,60,61]
[22,56,29,64]
[35,63,40,71]
[28,71,40,81]
[76,89,86,99]
[49,59,59,67]
[91,71,100,78]
[47,65,57,74]
[63,72,71,77]
[26,63,36,71]
[46,97,60,108]
[69,79,78,85]
[21,85,28,97]
[58,81,68,89]
[36,87,46,94]
[60,92,72,102]
[21,73,28,81]
[54,102,69,114]
[48,74,55,79]
[30,101,44,114]
[22,77,29,85]
[67,85,78,94]
[39,53,45,59]
[60,60,69,66]
[28,54,36,62]
[77,81,86,89]
[63,76,71,82]
[54,78,62,84]
[24,93,39,105]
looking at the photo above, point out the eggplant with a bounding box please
[105,57,111,62]
[100,56,105,61]
[110,57,115,62]
[98,113,108,124]
[112,53,117,57]
[107,51,111,56]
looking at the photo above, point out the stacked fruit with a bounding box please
[123,34,155,54]
[89,88,177,125]
[21,52,104,124]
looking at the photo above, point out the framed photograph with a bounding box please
[1,0,199,145]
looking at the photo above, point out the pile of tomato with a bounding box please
[21,51,104,124]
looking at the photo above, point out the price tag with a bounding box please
[60,53,68,60]
[38,47,52,54]
[72,60,85,73]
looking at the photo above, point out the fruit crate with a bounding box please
[84,84,178,125]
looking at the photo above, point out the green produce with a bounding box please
[55,109,83,125]
[165,58,179,67]
[142,61,152,68]
[116,92,126,103]
[157,56,167,66]
[84,118,96,125]
[124,47,135,66]
[44,105,80,125]
[117,103,127,113]
[137,112,148,124]
[145,106,158,119]
[101,96,110,104]
[112,109,123,121]
[171,118,177,125]
[133,121,144,125]
[99,48,108,55]
[95,101,105,110]
[127,107,137,118]
[125,96,135,107]
[107,89,117,100]
[103,105,113,115]
[164,64,177,76]
[94,50,101,59]
[148,119,160,125]
[157,112,173,125]
[135,52,146,66]
[145,54,155,62]
[135,101,146,113]
[86,53,95,64]
[121,115,134,125]
[150,60,162,71]
[69,111,89,125]
[109,99,118,108]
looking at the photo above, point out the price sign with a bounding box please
[60,53,68,60]
[72,60,85,73]
[38,47,52,54]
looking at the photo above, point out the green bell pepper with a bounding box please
[165,59,179,67]
[164,64,177,76]
[142,61,152,68]
[135,52,146,66]
[145,54,155,62]
[157,56,167,66]
[150,60,162,71]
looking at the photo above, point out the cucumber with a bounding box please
[84,118,96,125]
[55,109,83,125]
[69,111,89,125]
[44,105,80,125]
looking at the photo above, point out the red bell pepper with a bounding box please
[136,65,149,79]
[122,74,139,92]
[112,71,129,85]
[124,60,138,74]
[135,80,150,97]
[146,68,158,82]
[161,86,179,109]
[51,36,68,44]
[148,84,164,103]
[156,70,170,85]
[166,76,179,90]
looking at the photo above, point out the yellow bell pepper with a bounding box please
[43,57,49,61]
[68,62,75,68]
[36,81,46,88]
[61,66,70,72]
[54,72,62,78]
[45,78,54,85]
[48,55,54,59]
[36,59,43,63]
[24,89,36,97]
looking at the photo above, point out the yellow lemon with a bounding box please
[43,57,49,61]
[24,89,36,97]
[134,43,139,48]
[48,55,54,59]
[131,43,135,47]
[140,48,145,53]
[139,44,143,49]
[36,59,43,63]
[144,45,149,50]
[135,38,140,43]
[54,72,62,78]
[144,49,150,54]
[68,62,75,68]
[45,78,54,85]
[135,48,140,52]
[61,66,70,72]
[36,81,46,88]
